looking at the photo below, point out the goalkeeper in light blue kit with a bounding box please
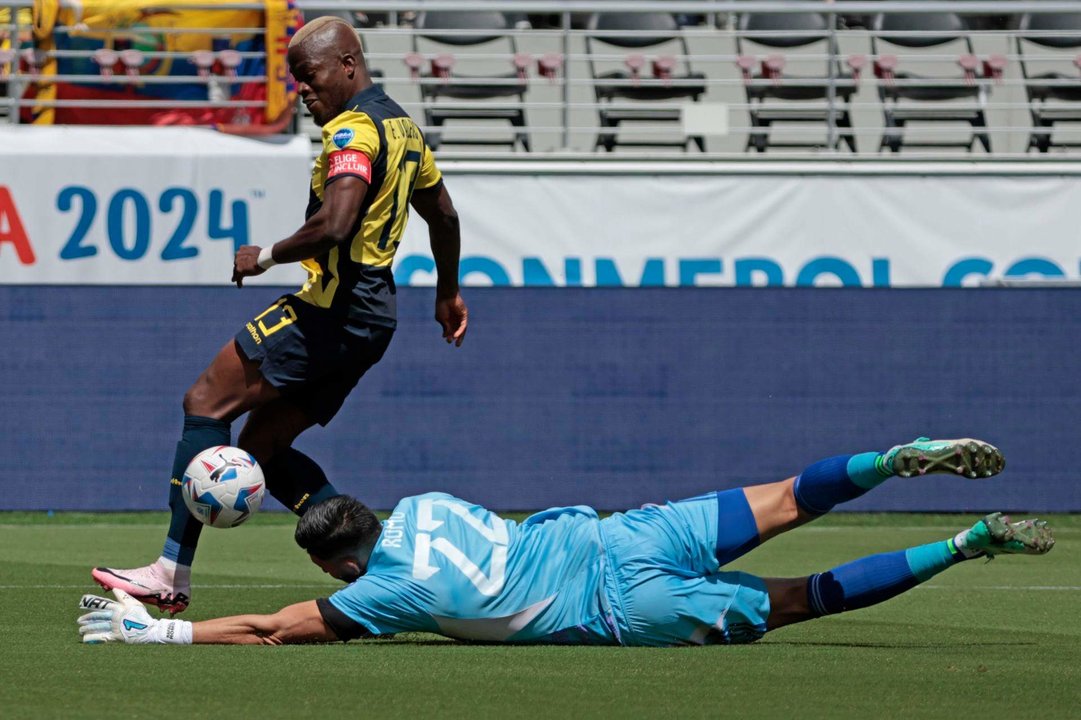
[77,438,1054,646]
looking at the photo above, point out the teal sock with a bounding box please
[847,452,894,489]
[905,539,968,582]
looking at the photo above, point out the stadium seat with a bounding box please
[871,12,996,153]
[734,11,860,153]
[1016,12,1081,153]
[585,12,707,152]
[409,11,530,151]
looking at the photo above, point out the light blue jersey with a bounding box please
[328,491,771,646]
[328,492,618,643]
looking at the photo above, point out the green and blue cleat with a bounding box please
[953,512,1055,558]
[883,438,1005,479]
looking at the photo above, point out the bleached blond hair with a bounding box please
[289,16,363,52]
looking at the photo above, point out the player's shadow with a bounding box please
[765,640,1037,649]
[360,638,524,647]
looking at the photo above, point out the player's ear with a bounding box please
[341,52,357,78]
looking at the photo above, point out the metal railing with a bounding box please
[3,1,1081,157]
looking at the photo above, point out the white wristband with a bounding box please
[257,246,277,270]
[150,618,193,645]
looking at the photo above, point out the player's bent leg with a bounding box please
[170,342,278,553]
[763,513,1054,633]
[238,400,339,516]
[93,343,279,615]
[739,439,1004,548]
[92,413,232,615]
[790,438,1004,519]
[166,344,275,575]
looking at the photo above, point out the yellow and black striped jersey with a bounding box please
[296,85,442,328]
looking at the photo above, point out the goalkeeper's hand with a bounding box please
[77,589,191,644]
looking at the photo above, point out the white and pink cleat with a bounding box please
[91,560,191,615]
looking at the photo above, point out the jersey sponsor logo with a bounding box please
[332,128,355,149]
[328,150,372,183]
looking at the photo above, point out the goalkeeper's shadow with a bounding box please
[763,639,1037,650]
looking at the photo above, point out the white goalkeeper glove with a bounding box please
[77,589,192,645]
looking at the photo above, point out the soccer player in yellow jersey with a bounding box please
[92,16,468,614]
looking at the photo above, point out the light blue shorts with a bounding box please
[599,491,771,647]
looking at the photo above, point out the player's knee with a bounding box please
[183,376,235,420]
[765,577,815,630]
[182,383,205,416]
[777,480,803,523]
[754,479,803,527]
[183,379,222,417]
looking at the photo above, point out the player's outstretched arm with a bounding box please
[77,590,339,645]
[232,175,370,287]
[411,181,467,346]
[191,600,338,645]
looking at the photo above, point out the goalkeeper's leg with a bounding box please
[742,438,1005,547]
[764,513,1054,630]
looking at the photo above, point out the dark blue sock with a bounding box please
[807,541,967,616]
[793,452,892,516]
[262,448,340,516]
[163,415,230,565]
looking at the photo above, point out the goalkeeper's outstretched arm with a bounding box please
[77,591,340,645]
[192,601,338,645]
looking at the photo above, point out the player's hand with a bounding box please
[77,589,158,644]
[232,245,267,288]
[435,292,468,347]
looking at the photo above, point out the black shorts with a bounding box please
[235,295,393,426]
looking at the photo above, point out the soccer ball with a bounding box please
[182,446,266,528]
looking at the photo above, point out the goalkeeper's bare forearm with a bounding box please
[191,601,339,645]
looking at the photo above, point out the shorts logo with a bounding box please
[332,128,355,149]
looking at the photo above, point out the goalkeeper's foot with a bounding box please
[883,438,1004,479]
[91,561,190,615]
[953,512,1055,558]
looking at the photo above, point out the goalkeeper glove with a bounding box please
[77,589,192,645]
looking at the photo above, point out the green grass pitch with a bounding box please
[2,511,1080,719]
